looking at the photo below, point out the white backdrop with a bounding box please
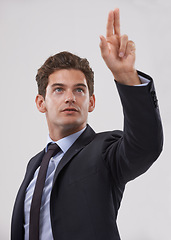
[0,0,170,239]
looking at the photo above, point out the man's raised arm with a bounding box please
[99,8,163,184]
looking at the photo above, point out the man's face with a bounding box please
[36,69,95,140]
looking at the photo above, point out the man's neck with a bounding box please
[48,124,87,142]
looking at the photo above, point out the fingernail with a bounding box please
[119,52,124,58]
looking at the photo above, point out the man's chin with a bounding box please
[60,121,85,133]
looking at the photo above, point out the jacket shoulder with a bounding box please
[26,149,45,172]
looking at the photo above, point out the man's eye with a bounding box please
[76,88,84,93]
[55,88,63,93]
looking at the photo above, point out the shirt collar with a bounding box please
[46,126,86,153]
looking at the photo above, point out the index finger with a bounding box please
[113,8,120,37]
[106,10,114,38]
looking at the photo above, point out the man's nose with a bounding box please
[65,91,76,103]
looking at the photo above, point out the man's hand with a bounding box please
[100,8,140,85]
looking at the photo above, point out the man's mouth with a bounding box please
[62,108,78,112]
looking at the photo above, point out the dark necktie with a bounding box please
[29,143,61,240]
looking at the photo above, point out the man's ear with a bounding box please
[35,94,46,113]
[88,94,95,112]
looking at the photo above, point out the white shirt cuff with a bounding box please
[135,75,150,86]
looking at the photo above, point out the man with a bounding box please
[11,8,163,240]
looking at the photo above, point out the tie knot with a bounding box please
[48,143,61,157]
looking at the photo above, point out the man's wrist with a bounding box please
[113,69,141,86]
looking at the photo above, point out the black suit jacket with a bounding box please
[11,72,163,240]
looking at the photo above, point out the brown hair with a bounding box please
[36,51,94,98]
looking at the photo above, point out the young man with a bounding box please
[11,9,163,240]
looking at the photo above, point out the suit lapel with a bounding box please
[52,125,96,186]
[21,150,45,193]
[11,150,45,239]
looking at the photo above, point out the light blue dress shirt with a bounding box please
[24,75,149,240]
[135,75,149,86]
[24,127,86,240]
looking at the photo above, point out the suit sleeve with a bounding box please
[106,71,163,185]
